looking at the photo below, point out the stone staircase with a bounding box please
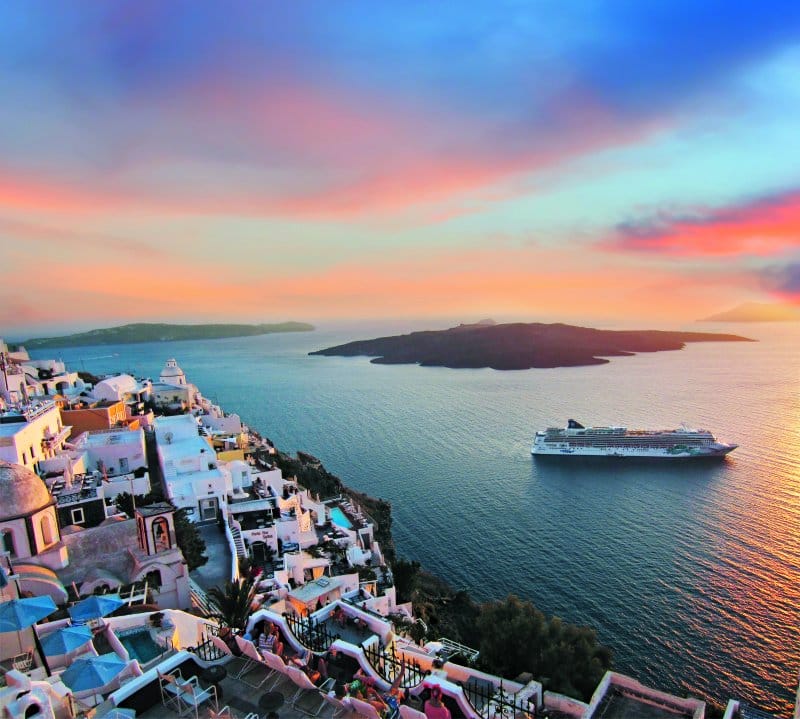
[189,578,220,618]
[229,524,247,560]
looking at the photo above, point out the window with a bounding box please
[70,507,85,524]
[152,517,171,551]
[40,516,56,546]
[2,529,15,556]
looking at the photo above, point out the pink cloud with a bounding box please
[605,190,800,257]
[0,80,665,221]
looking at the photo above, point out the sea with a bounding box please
[30,321,800,715]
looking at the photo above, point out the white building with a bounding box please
[155,414,229,522]
[0,400,70,470]
[92,374,150,405]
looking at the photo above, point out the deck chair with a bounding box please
[349,697,384,719]
[261,649,295,691]
[11,650,34,672]
[285,665,335,716]
[158,669,189,713]
[233,636,272,687]
[211,636,247,676]
[399,706,428,719]
[177,676,218,719]
[322,690,354,718]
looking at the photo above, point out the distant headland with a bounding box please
[699,302,800,322]
[21,321,315,349]
[310,322,754,370]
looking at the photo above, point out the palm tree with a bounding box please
[207,575,257,631]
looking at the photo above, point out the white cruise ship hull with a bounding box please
[531,442,737,459]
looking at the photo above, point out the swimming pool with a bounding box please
[329,506,353,530]
[118,628,162,664]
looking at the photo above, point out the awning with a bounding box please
[13,563,68,604]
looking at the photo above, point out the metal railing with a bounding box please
[362,643,427,689]
[285,614,337,652]
[463,678,537,719]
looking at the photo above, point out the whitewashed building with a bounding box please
[154,414,229,522]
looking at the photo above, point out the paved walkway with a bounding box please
[191,524,233,591]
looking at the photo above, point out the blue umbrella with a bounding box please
[69,594,124,622]
[0,596,57,632]
[40,624,93,656]
[61,652,127,693]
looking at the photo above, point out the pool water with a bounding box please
[329,506,353,529]
[119,629,161,664]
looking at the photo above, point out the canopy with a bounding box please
[69,594,124,622]
[0,596,57,632]
[40,625,93,656]
[61,652,127,692]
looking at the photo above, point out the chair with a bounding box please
[11,649,34,672]
[349,697,383,719]
[158,669,189,713]
[322,690,354,718]
[233,636,273,688]
[285,665,335,716]
[177,676,218,719]
[261,649,293,690]
[399,705,428,719]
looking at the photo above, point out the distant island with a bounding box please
[699,302,800,322]
[310,322,754,370]
[22,322,315,349]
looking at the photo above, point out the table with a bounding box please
[201,664,227,700]
[259,690,285,714]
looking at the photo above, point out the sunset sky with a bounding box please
[1,1,799,335]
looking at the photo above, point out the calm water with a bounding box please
[34,322,800,714]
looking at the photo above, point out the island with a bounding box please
[22,321,314,349]
[699,302,800,322]
[310,322,754,370]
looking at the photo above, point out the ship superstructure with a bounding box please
[532,419,737,458]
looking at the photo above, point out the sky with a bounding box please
[1,1,799,335]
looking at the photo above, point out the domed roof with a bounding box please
[0,461,53,519]
[160,359,185,377]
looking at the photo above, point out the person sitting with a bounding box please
[331,605,347,628]
[429,658,447,678]
[293,648,323,684]
[258,623,284,658]
[219,626,243,657]
[424,686,451,719]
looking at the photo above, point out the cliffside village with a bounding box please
[0,339,795,719]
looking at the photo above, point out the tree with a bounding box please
[391,558,421,603]
[476,595,612,701]
[173,508,208,571]
[208,575,257,631]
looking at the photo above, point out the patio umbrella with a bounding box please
[0,595,57,633]
[40,624,93,656]
[0,595,56,676]
[61,652,127,693]
[69,594,124,622]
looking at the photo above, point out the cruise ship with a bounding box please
[532,419,738,459]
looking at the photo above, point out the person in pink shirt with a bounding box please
[424,686,451,719]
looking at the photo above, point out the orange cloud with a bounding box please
[606,190,800,257]
[0,243,750,334]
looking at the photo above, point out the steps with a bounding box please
[230,525,247,560]
[189,578,220,618]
